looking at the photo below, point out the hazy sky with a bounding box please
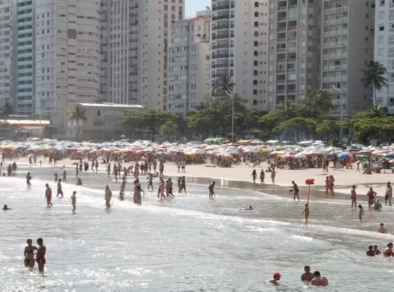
[186,0,211,17]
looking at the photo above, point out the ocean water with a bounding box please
[1,164,394,291]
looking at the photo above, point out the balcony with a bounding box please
[212,44,229,50]
[212,15,230,21]
[212,5,230,11]
[212,63,229,69]
[212,54,229,59]
[323,64,347,71]
[212,25,229,31]
[212,34,229,40]
[323,41,348,49]
[323,29,348,37]
[324,6,348,14]
[323,53,348,60]
[278,6,287,11]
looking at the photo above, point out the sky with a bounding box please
[185,0,211,18]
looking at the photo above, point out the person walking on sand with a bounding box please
[105,185,112,208]
[385,182,392,207]
[71,191,76,212]
[45,184,52,207]
[351,185,357,209]
[271,168,276,184]
[24,239,37,268]
[209,181,216,199]
[36,238,46,273]
[291,181,300,201]
[260,169,265,184]
[358,205,364,222]
[251,169,257,183]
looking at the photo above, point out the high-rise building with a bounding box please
[167,10,211,116]
[13,0,35,115]
[210,0,269,111]
[321,0,374,117]
[34,0,100,134]
[268,0,321,111]
[0,0,13,112]
[375,0,394,112]
[100,0,185,110]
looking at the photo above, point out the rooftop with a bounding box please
[79,103,144,109]
[4,120,50,125]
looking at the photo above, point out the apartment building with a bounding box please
[100,0,185,110]
[13,0,35,115]
[321,0,374,117]
[34,0,100,135]
[375,0,394,112]
[0,0,13,112]
[210,0,269,111]
[268,0,321,111]
[167,10,211,116]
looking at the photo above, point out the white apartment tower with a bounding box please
[34,0,100,133]
[168,10,211,116]
[321,0,374,117]
[268,0,321,110]
[0,0,13,112]
[13,0,35,115]
[375,0,394,112]
[100,0,185,110]
[210,0,269,111]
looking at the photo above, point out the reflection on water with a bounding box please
[0,165,393,291]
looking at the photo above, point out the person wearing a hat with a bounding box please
[269,272,281,285]
[105,185,112,208]
[384,242,394,257]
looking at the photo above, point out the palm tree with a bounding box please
[303,89,333,117]
[361,61,388,106]
[69,105,87,137]
[212,74,235,97]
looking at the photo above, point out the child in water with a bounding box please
[358,205,364,222]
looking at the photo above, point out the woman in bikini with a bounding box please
[24,239,37,268]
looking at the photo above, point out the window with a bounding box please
[254,12,259,17]
[379,24,385,31]
[254,2,259,7]
[379,36,385,44]
[389,48,394,57]
[253,99,258,105]
[380,11,385,19]
[390,36,394,45]
[254,21,259,27]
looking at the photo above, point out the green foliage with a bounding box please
[2,102,14,117]
[301,89,333,117]
[69,105,87,136]
[160,120,180,139]
[315,119,340,138]
[361,61,388,104]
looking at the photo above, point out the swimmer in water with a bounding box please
[26,172,32,185]
[383,242,394,257]
[311,271,329,287]
[301,266,314,281]
[208,181,215,199]
[378,223,388,233]
[245,206,253,210]
[24,239,37,268]
[366,245,375,257]
[1,204,11,210]
[374,245,382,255]
[76,178,82,186]
[45,184,52,207]
[269,272,281,285]
[71,191,76,212]
[36,238,46,273]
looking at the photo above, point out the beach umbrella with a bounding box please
[337,152,351,159]
[26,149,37,153]
[357,154,370,159]
[385,152,394,158]
[295,153,307,159]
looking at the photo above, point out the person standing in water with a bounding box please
[119,177,126,200]
[56,179,63,197]
[24,239,37,268]
[260,169,265,184]
[105,185,112,208]
[385,182,392,207]
[26,172,32,185]
[62,170,67,183]
[71,191,76,212]
[135,185,144,205]
[367,188,377,210]
[45,184,52,207]
[291,181,300,201]
[251,169,257,184]
[36,238,46,273]
[179,176,186,194]
[54,173,58,182]
[166,178,174,198]
[310,271,329,287]
[301,266,314,282]
[271,168,276,184]
[358,205,364,222]
[158,178,166,200]
[209,181,216,199]
[351,185,357,209]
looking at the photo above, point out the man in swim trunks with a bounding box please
[269,272,281,285]
[24,239,37,268]
[292,181,300,201]
[378,223,388,233]
[71,191,76,212]
[311,271,329,286]
[367,188,377,210]
[105,185,112,208]
[57,179,63,197]
[45,184,52,207]
[209,181,215,199]
[36,238,46,272]
[384,242,394,257]
[301,266,314,281]
[366,245,375,256]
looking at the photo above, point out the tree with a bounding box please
[188,107,221,139]
[160,120,180,140]
[302,90,333,117]
[69,105,87,136]
[242,110,261,130]
[315,119,340,140]
[118,110,175,141]
[273,117,317,140]
[2,102,14,117]
[212,74,235,97]
[361,61,388,105]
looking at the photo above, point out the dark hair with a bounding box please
[313,271,321,276]
[304,265,310,269]
[37,238,43,244]
[369,245,373,249]
[27,239,32,243]
[374,245,378,248]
